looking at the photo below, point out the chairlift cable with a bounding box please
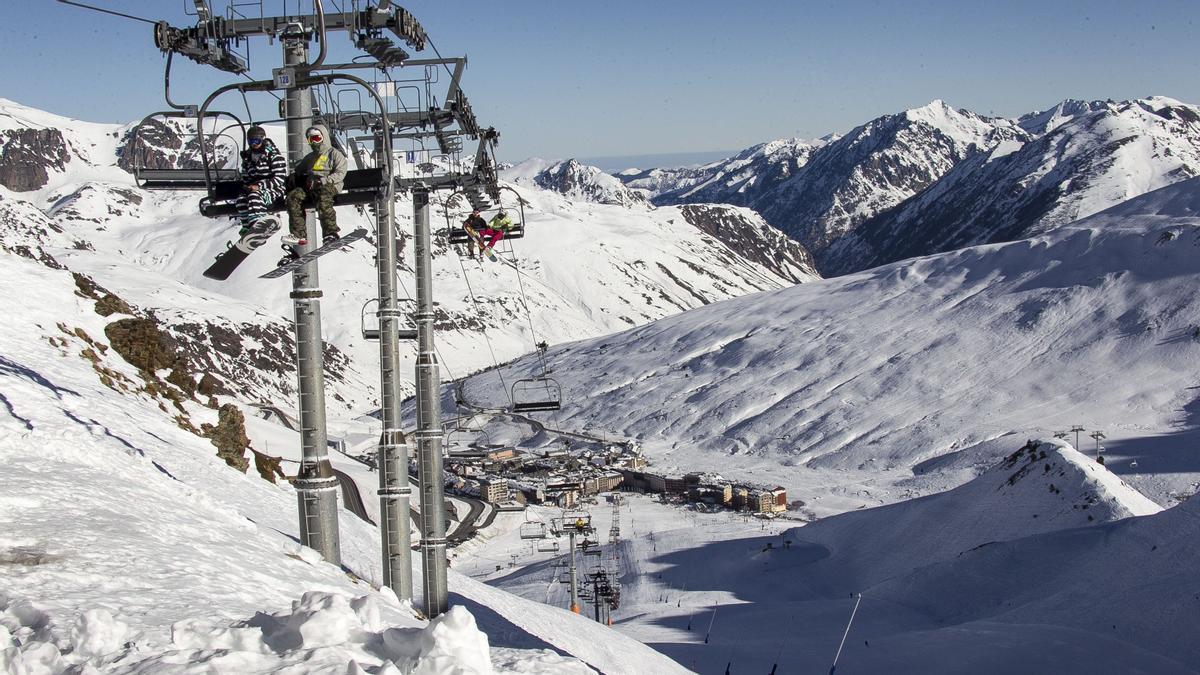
[424,36,456,91]
[504,242,549,377]
[500,243,565,433]
[455,254,512,406]
[56,0,158,25]
[397,269,461,390]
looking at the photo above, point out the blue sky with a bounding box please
[2,1,1197,164]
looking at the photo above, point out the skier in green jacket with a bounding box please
[476,209,514,255]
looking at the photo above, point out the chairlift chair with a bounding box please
[536,540,561,553]
[361,299,380,340]
[361,298,417,341]
[442,425,490,459]
[128,110,245,190]
[510,377,562,413]
[443,185,528,245]
[191,81,392,221]
[519,520,547,540]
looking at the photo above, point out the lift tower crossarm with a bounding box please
[162,7,426,50]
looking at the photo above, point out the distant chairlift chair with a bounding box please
[519,519,547,540]
[510,377,562,413]
[361,298,417,341]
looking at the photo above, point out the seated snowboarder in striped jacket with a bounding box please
[234,125,287,235]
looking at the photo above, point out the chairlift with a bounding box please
[554,511,591,535]
[128,110,245,190]
[442,425,490,459]
[562,509,590,523]
[510,377,562,413]
[361,298,417,341]
[442,185,528,246]
[536,540,561,553]
[519,520,548,540]
[190,77,393,221]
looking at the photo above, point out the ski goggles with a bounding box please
[306,132,323,143]
[248,137,264,146]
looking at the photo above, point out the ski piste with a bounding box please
[203,216,282,280]
[260,228,369,278]
[463,224,498,261]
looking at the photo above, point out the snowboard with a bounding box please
[203,216,281,281]
[259,228,369,279]
[463,224,498,262]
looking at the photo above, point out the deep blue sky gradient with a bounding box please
[2,1,1197,163]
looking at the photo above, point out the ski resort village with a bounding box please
[3,1,1200,673]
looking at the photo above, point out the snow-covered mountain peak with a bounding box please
[1139,94,1189,111]
[785,438,1163,592]
[903,98,1018,149]
[0,97,93,132]
[1017,98,1112,135]
[504,157,649,207]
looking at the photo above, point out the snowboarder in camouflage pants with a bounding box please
[282,124,346,252]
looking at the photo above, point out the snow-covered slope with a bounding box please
[1016,98,1114,135]
[0,214,685,673]
[481,440,1191,674]
[461,177,1200,511]
[826,96,1200,274]
[503,158,817,283]
[619,136,828,204]
[795,439,1161,589]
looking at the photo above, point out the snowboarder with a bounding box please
[476,209,514,256]
[234,125,287,234]
[461,209,487,259]
[281,124,346,263]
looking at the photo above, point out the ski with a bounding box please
[259,228,368,279]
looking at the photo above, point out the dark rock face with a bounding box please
[678,204,818,283]
[104,317,179,373]
[0,128,71,191]
[169,319,354,402]
[117,118,236,174]
[203,403,250,473]
[252,450,285,483]
[73,272,134,317]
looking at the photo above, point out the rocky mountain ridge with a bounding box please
[619,96,1200,277]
